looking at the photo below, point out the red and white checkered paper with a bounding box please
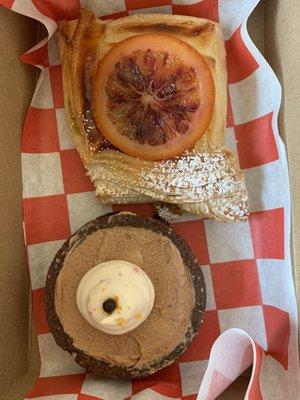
[1,0,299,399]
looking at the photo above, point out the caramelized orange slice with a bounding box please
[93,34,215,160]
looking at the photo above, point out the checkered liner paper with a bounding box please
[1,0,299,399]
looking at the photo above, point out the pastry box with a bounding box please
[0,0,299,399]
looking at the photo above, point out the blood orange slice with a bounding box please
[93,34,215,160]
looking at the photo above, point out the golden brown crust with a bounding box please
[57,9,107,159]
[58,8,249,222]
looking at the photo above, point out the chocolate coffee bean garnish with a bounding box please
[103,298,117,314]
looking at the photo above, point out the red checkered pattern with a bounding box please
[26,374,86,398]
[1,0,14,8]
[210,260,262,309]
[32,287,49,335]
[60,149,94,194]
[180,311,220,362]
[172,220,210,265]
[21,42,49,67]
[249,208,285,259]
[1,0,298,399]
[225,25,259,84]
[125,0,172,11]
[23,107,60,153]
[172,0,219,22]
[132,363,182,397]
[263,305,290,370]
[49,65,64,108]
[32,0,79,21]
[235,112,279,169]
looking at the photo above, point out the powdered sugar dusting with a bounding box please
[142,150,240,199]
[86,146,249,221]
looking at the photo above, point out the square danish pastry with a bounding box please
[58,8,249,222]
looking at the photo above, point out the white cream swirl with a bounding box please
[76,260,155,335]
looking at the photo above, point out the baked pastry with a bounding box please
[45,213,206,379]
[57,8,249,222]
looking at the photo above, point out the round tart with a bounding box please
[45,213,206,379]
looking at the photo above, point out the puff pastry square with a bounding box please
[57,8,249,222]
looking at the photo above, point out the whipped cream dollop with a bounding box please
[76,260,155,335]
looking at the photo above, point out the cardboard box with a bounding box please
[0,1,298,399]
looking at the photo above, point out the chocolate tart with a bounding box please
[45,213,206,379]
